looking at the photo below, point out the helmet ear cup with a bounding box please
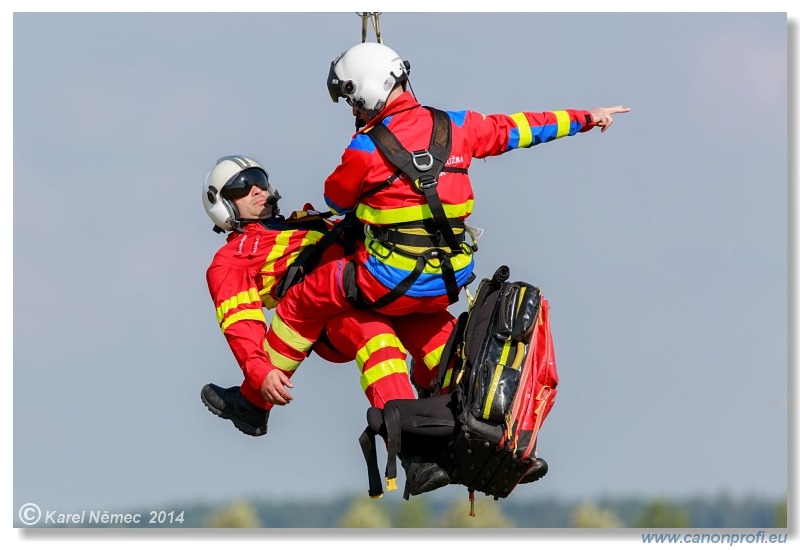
[206,186,218,204]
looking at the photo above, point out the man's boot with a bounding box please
[201,383,270,437]
[518,457,548,484]
[401,455,451,496]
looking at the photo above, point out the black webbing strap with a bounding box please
[342,252,435,310]
[368,219,466,249]
[274,212,359,299]
[431,310,468,395]
[364,107,463,304]
[366,108,461,254]
[384,405,402,488]
[358,427,384,498]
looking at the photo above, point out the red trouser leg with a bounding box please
[324,310,415,408]
[240,379,273,411]
[393,311,457,392]
[264,253,457,402]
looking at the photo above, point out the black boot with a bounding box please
[519,457,548,484]
[201,383,269,437]
[402,455,451,496]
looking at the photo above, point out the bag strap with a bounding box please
[431,310,468,395]
[358,426,384,498]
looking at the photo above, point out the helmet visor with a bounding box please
[327,61,345,103]
[327,53,357,104]
[221,168,270,201]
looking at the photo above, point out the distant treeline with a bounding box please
[53,493,786,529]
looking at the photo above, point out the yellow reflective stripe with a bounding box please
[220,309,266,333]
[498,340,512,367]
[355,334,407,369]
[262,231,292,271]
[263,340,302,372]
[442,367,452,390]
[517,286,527,309]
[216,288,261,323]
[259,276,277,296]
[366,238,474,273]
[482,364,505,419]
[360,359,409,392]
[554,110,571,138]
[263,231,324,272]
[423,344,446,370]
[258,276,279,310]
[511,112,532,148]
[270,315,314,353]
[356,199,473,226]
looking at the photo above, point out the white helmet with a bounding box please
[327,42,410,118]
[202,155,280,233]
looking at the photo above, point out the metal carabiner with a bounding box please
[357,12,383,44]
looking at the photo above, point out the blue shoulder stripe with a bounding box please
[447,110,467,128]
[347,133,376,153]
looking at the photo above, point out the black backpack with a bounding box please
[358,265,559,502]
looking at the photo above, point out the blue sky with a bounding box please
[5,3,798,545]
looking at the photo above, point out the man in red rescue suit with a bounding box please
[254,42,631,494]
[200,155,457,449]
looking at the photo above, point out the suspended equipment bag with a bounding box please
[359,265,559,500]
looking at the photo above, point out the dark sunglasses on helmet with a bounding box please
[221,168,270,201]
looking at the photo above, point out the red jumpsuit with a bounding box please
[206,212,455,409]
[259,92,598,388]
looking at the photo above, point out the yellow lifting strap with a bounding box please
[357,12,383,43]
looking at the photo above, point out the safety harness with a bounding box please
[267,211,362,299]
[344,107,475,309]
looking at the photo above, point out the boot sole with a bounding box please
[519,462,548,485]
[200,388,266,437]
[410,474,450,496]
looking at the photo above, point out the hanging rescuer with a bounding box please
[322,39,629,309]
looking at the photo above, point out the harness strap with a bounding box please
[274,212,360,299]
[367,219,466,252]
[342,255,431,310]
[360,165,467,202]
[366,108,462,254]
[362,107,465,305]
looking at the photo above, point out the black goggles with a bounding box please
[221,168,270,201]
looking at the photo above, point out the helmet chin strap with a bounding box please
[355,115,366,131]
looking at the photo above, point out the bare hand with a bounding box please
[589,105,631,133]
[260,369,294,405]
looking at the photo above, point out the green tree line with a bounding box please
[145,493,786,529]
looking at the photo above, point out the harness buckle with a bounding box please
[415,174,438,191]
[366,225,395,259]
[411,150,434,171]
